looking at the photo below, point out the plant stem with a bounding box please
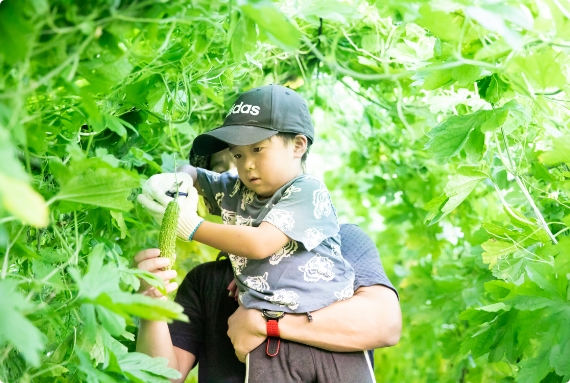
[1,226,25,279]
[494,131,558,244]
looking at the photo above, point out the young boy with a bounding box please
[140,84,375,382]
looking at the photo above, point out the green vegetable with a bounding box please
[158,201,180,270]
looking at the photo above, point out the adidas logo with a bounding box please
[227,102,260,116]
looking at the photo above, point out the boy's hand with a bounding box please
[133,248,179,300]
[138,172,195,225]
[138,173,204,240]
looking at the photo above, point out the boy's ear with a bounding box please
[293,135,308,158]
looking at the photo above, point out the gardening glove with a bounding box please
[137,172,195,225]
[138,173,204,241]
[175,184,205,241]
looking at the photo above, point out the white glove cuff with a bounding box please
[177,212,205,241]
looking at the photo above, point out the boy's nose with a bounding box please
[244,157,255,170]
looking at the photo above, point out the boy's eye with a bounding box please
[253,147,262,153]
[233,153,242,159]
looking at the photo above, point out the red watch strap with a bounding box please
[266,319,280,338]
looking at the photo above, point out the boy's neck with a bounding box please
[255,170,305,200]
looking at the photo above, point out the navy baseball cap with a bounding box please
[191,84,314,156]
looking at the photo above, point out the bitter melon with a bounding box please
[158,200,180,270]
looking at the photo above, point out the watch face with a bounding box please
[262,310,285,319]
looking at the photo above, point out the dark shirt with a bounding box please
[168,224,398,383]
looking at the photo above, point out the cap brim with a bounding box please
[192,125,279,156]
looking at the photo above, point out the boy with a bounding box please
[139,84,375,382]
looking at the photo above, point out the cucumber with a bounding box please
[158,200,180,270]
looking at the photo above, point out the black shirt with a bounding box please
[168,224,397,383]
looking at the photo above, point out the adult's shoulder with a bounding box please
[179,257,232,288]
[339,223,376,258]
[339,223,398,297]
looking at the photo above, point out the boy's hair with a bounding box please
[275,132,311,166]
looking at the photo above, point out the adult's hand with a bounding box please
[227,305,267,363]
[133,248,179,300]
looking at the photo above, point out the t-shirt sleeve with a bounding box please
[196,168,241,216]
[168,268,204,358]
[339,224,399,299]
[262,177,339,251]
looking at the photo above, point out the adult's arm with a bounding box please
[176,164,200,191]
[227,284,401,362]
[133,249,196,383]
[136,320,195,383]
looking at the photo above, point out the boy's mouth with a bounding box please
[249,177,260,183]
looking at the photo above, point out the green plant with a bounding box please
[0,0,569,382]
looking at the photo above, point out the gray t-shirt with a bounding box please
[196,168,355,313]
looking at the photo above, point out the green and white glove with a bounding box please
[138,173,204,241]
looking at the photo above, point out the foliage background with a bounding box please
[1,0,570,381]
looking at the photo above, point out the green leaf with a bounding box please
[425,113,480,164]
[0,0,34,65]
[0,280,46,366]
[110,211,129,239]
[96,306,127,336]
[54,160,140,212]
[104,114,135,138]
[553,236,570,274]
[424,194,448,224]
[507,48,566,91]
[481,239,516,268]
[421,68,454,90]
[297,0,359,24]
[230,16,258,62]
[451,64,482,87]
[238,0,302,51]
[0,126,28,181]
[416,6,466,42]
[461,323,495,359]
[479,101,530,134]
[477,74,510,104]
[517,347,552,383]
[441,166,487,215]
[539,136,570,166]
[465,6,523,49]
[550,329,570,379]
[117,353,181,381]
[0,172,49,227]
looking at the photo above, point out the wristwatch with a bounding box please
[261,310,285,357]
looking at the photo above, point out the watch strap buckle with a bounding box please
[266,336,281,357]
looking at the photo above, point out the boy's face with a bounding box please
[228,136,303,198]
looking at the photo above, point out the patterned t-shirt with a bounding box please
[196,168,355,313]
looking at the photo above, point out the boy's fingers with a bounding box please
[138,194,167,214]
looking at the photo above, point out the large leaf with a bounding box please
[238,0,302,51]
[53,161,140,211]
[0,280,46,366]
[539,135,570,166]
[0,173,49,227]
[425,102,528,163]
[425,113,481,164]
[442,167,488,215]
[506,47,567,91]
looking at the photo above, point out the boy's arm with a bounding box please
[227,284,402,362]
[193,221,290,259]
